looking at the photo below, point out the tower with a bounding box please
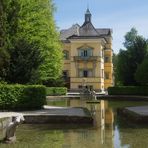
[85,8,91,23]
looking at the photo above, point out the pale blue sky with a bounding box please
[54,0,148,53]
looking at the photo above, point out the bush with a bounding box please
[46,87,67,96]
[108,86,148,96]
[0,84,46,110]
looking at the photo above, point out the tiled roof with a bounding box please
[96,29,112,36]
[79,22,99,36]
[60,24,80,41]
[60,24,112,41]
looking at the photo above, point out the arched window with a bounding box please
[63,50,69,60]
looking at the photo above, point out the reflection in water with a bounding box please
[54,99,115,148]
[1,99,148,148]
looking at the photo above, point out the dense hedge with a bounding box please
[108,86,148,96]
[46,87,67,96]
[0,85,46,110]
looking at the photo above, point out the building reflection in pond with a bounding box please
[65,99,114,148]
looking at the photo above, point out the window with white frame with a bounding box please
[78,47,93,57]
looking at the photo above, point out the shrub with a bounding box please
[0,84,46,110]
[108,86,148,96]
[46,87,67,96]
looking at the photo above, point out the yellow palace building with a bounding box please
[60,9,113,91]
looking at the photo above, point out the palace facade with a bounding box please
[60,9,113,91]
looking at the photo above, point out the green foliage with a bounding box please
[0,0,10,80]
[0,84,46,110]
[7,0,21,44]
[108,86,148,96]
[17,0,63,81]
[46,87,67,96]
[116,50,131,85]
[0,0,63,84]
[43,77,65,87]
[6,39,43,84]
[129,36,148,64]
[0,0,7,48]
[123,27,138,48]
[0,48,10,79]
[0,80,7,84]
[115,28,148,86]
[135,57,148,85]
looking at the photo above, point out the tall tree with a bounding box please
[0,48,10,80]
[116,28,148,85]
[0,0,10,80]
[0,0,6,48]
[6,0,20,45]
[0,0,63,84]
[6,39,43,84]
[116,50,131,85]
[129,36,148,64]
[135,57,148,85]
[17,0,63,81]
[123,27,138,48]
[0,0,20,48]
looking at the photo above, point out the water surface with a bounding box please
[1,99,148,148]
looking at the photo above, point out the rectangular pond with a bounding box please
[1,98,148,148]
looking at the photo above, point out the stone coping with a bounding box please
[0,106,93,124]
[0,112,23,119]
[125,106,148,116]
[21,106,91,117]
[0,106,91,118]
[117,106,148,124]
[46,95,148,101]
[98,95,148,101]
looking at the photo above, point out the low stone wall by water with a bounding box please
[24,115,93,124]
[117,107,148,124]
